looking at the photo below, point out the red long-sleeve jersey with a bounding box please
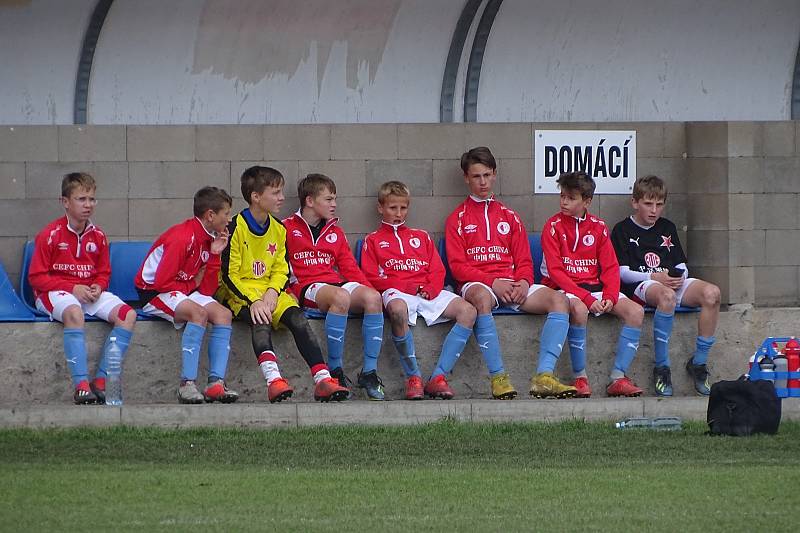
[444,196,534,290]
[360,222,445,299]
[28,216,110,298]
[134,217,220,296]
[540,211,620,306]
[282,212,371,296]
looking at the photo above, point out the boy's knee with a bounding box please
[363,288,383,313]
[548,290,569,313]
[456,301,477,325]
[626,302,644,327]
[62,305,84,327]
[656,288,677,310]
[465,287,494,314]
[569,300,588,324]
[386,301,408,326]
[328,288,352,313]
[189,305,209,325]
[703,284,721,307]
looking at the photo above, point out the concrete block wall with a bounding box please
[0,121,796,306]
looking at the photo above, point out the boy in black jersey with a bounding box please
[611,175,720,396]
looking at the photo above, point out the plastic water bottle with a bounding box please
[105,337,123,406]
[615,416,682,431]
[758,356,776,383]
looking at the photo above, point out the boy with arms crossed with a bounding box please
[445,147,575,400]
[361,181,479,400]
[216,166,348,402]
[134,186,238,404]
[611,175,719,396]
[283,174,386,400]
[29,172,137,404]
[541,171,644,397]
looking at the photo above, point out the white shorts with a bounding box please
[632,278,698,306]
[142,290,217,329]
[563,290,628,302]
[36,290,125,323]
[461,281,546,311]
[382,288,461,326]
[303,281,363,308]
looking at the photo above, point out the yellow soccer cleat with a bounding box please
[490,372,517,400]
[529,372,578,399]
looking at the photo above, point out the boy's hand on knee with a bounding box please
[588,299,606,315]
[250,299,272,325]
[89,284,102,301]
[491,279,515,304]
[509,280,529,304]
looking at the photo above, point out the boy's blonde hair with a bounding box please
[61,172,96,198]
[298,173,336,209]
[632,175,668,201]
[377,180,410,204]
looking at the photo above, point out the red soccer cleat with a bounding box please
[405,375,424,400]
[203,380,239,403]
[424,374,454,400]
[573,377,592,398]
[313,377,349,402]
[267,377,293,403]
[73,380,98,405]
[606,376,643,397]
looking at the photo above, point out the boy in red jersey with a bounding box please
[283,174,386,400]
[361,181,480,400]
[29,172,137,404]
[540,171,644,397]
[134,186,238,404]
[445,147,574,400]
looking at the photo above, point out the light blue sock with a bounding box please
[693,336,715,365]
[653,310,674,368]
[96,327,133,378]
[432,323,472,377]
[613,325,641,375]
[536,312,570,374]
[325,312,348,370]
[181,322,206,381]
[568,325,587,378]
[392,331,420,377]
[208,324,232,381]
[474,314,504,375]
[63,328,88,386]
[361,313,384,373]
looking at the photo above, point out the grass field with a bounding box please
[1,420,798,532]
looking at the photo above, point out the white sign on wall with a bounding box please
[534,130,636,194]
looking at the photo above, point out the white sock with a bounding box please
[313,369,331,384]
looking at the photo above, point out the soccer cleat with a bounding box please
[653,366,674,397]
[606,376,643,397]
[90,377,106,405]
[178,380,204,404]
[314,377,350,402]
[203,380,240,403]
[424,374,454,400]
[73,380,98,405]
[529,372,577,399]
[490,372,517,400]
[405,375,424,400]
[685,358,711,396]
[573,377,592,398]
[267,377,293,403]
[357,370,386,401]
[329,367,353,391]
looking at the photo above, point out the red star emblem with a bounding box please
[660,235,674,251]
[169,291,179,298]
[268,242,277,255]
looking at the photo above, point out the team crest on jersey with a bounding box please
[252,260,266,277]
[582,234,595,246]
[201,251,210,262]
[409,237,421,248]
[292,229,303,237]
[644,252,661,268]
[325,233,338,244]
[497,222,510,235]
[379,240,390,248]
[85,242,97,253]
[464,224,477,234]
[268,243,277,255]
[660,235,674,250]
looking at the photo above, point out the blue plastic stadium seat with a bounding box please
[0,262,35,322]
[19,241,52,321]
[109,241,156,320]
[529,233,544,285]
[354,238,363,266]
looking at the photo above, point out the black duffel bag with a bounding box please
[707,377,781,436]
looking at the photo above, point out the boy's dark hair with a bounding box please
[61,172,96,198]
[298,173,336,208]
[378,180,410,204]
[241,166,284,204]
[557,171,596,199]
[460,146,497,173]
[193,186,232,217]
[632,175,668,201]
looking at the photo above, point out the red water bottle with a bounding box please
[784,337,800,393]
